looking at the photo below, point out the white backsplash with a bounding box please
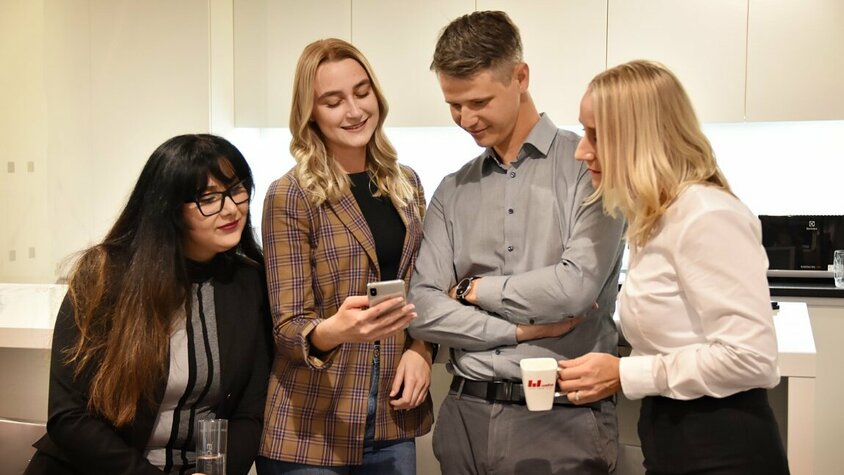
[229,119,844,245]
[0,284,66,329]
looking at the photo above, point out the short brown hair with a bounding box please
[431,11,523,80]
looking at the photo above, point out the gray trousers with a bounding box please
[432,390,618,475]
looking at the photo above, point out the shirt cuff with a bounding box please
[475,275,507,317]
[619,355,661,400]
[299,320,338,370]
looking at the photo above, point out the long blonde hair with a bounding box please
[289,38,413,208]
[587,60,731,247]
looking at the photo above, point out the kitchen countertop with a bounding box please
[768,277,844,298]
[1,279,824,362]
[0,284,66,349]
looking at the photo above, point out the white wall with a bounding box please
[1,0,54,282]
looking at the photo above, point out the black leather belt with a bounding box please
[450,375,606,408]
[451,375,528,403]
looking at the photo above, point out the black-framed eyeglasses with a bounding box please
[189,179,251,217]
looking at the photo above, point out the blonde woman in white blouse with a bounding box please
[557,60,789,475]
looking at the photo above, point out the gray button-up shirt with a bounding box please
[408,114,625,381]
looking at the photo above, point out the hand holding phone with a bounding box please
[367,279,407,308]
[311,281,414,349]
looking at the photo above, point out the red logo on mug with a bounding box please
[527,379,541,388]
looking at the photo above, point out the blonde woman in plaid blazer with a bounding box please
[257,39,434,474]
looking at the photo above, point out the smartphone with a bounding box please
[366,279,406,307]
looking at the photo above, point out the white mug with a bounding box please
[519,357,558,411]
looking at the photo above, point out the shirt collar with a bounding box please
[481,113,557,168]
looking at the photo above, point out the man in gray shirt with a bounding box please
[408,11,625,475]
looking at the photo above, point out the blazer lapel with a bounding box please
[330,191,380,278]
[396,201,421,281]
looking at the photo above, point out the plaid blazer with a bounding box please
[259,165,433,465]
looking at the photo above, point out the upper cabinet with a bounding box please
[479,0,607,126]
[230,0,843,127]
[746,0,844,121]
[233,0,471,127]
[234,0,351,127]
[607,0,747,123]
[352,0,474,127]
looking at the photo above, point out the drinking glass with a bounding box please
[834,250,844,289]
[195,418,227,475]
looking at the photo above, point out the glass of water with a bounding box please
[195,418,227,475]
[834,250,844,289]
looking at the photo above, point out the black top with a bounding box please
[348,172,406,281]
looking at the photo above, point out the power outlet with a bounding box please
[6,162,14,173]
[9,249,16,262]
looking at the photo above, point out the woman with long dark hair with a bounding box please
[25,134,271,475]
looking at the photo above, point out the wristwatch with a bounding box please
[455,276,479,304]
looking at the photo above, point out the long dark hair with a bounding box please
[65,134,262,427]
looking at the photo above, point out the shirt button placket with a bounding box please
[504,168,518,267]
[506,205,514,251]
[503,166,518,271]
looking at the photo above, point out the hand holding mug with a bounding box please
[557,352,621,405]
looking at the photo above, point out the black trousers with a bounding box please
[638,388,789,475]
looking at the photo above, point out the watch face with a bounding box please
[456,277,472,297]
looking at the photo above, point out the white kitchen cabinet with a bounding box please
[232,0,844,127]
[607,0,747,123]
[351,0,474,126]
[746,0,844,121]
[479,0,607,127]
[2,0,213,282]
[233,0,470,127]
[233,0,351,127]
